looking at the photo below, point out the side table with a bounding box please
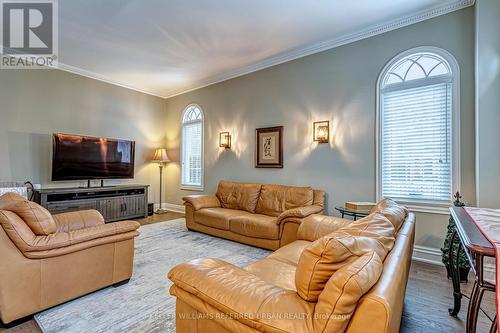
[334,206,370,221]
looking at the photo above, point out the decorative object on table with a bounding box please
[313,120,329,143]
[345,201,376,211]
[24,181,35,200]
[335,205,370,221]
[151,148,171,214]
[255,126,283,168]
[0,182,28,198]
[219,131,231,149]
[441,191,470,282]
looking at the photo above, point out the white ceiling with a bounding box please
[57,0,473,98]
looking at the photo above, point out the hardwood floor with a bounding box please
[401,261,496,333]
[137,211,185,226]
[1,214,495,332]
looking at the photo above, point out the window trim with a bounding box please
[180,103,205,192]
[375,46,461,214]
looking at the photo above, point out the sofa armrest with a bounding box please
[23,220,140,256]
[169,258,313,332]
[276,205,324,225]
[297,214,351,241]
[53,209,105,232]
[183,195,220,211]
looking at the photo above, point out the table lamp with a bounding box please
[151,148,170,214]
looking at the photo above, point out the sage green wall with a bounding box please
[0,69,166,203]
[165,8,476,251]
[476,0,500,208]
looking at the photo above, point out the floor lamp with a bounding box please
[151,148,170,214]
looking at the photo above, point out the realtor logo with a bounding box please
[1,0,58,68]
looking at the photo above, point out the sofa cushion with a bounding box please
[229,214,279,239]
[295,214,395,302]
[194,208,247,230]
[0,192,56,235]
[370,198,408,232]
[312,189,325,207]
[314,251,383,333]
[267,240,311,266]
[255,184,313,217]
[216,181,262,213]
[245,258,297,291]
[295,232,356,302]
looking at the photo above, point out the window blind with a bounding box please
[182,121,202,187]
[381,82,452,203]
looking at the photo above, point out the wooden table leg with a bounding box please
[467,254,487,333]
[449,229,462,317]
[489,315,497,333]
[466,280,485,332]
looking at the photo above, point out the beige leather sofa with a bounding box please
[0,192,140,324]
[169,199,415,333]
[183,181,325,251]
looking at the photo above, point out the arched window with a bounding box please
[181,104,204,190]
[377,47,460,210]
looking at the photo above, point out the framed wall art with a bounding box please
[255,126,283,168]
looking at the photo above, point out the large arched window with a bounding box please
[377,47,460,211]
[181,104,204,190]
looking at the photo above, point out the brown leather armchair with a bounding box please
[0,192,140,324]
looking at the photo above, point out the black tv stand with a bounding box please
[34,184,149,223]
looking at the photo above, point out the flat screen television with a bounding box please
[52,133,135,181]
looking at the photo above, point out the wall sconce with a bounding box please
[219,131,231,149]
[313,121,330,143]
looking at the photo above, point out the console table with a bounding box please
[34,184,149,223]
[448,207,496,333]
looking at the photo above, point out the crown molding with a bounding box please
[55,62,167,99]
[0,47,167,99]
[2,0,474,99]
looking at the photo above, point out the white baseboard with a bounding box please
[412,245,444,266]
[154,203,185,214]
[164,203,185,214]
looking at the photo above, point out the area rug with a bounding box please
[34,219,271,333]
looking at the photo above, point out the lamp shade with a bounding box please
[151,148,170,163]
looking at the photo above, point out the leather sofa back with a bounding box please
[346,212,415,333]
[215,181,323,217]
[0,192,56,235]
[370,198,408,232]
[255,184,313,217]
[216,181,262,213]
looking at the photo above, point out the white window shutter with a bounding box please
[381,82,452,203]
[181,105,203,189]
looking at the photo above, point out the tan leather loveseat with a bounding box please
[0,192,140,324]
[183,181,325,250]
[169,199,415,333]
